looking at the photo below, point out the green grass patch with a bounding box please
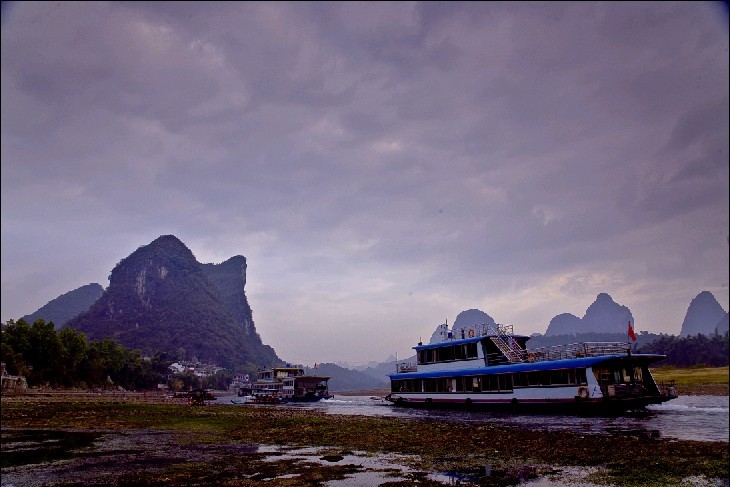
[651,366,728,385]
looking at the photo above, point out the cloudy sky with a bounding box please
[2,2,728,365]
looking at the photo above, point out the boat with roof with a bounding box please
[238,365,333,404]
[386,323,678,412]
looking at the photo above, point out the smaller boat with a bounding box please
[186,388,216,406]
[282,375,334,402]
[230,396,253,405]
[239,366,333,403]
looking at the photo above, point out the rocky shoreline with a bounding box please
[2,392,728,486]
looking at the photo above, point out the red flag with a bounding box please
[628,322,637,341]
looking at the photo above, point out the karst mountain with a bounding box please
[65,235,279,369]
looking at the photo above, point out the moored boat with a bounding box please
[239,366,333,403]
[386,323,678,413]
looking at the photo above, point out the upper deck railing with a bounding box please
[525,342,629,363]
[445,323,514,340]
[396,362,418,373]
[394,339,631,373]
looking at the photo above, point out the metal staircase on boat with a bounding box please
[487,324,527,363]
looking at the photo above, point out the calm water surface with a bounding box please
[218,394,728,442]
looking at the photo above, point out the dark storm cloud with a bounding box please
[2,2,727,363]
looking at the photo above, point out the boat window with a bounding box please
[423,378,450,393]
[392,379,422,392]
[633,367,644,383]
[513,370,585,387]
[546,369,568,385]
[593,366,639,386]
[499,374,513,391]
[623,368,633,382]
[438,347,455,362]
[417,342,481,365]
[512,372,529,387]
[473,374,513,392]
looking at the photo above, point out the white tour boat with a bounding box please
[386,323,678,412]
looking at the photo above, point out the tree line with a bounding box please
[529,331,728,367]
[2,319,726,391]
[1,319,232,391]
[636,332,728,367]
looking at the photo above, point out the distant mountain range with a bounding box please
[422,291,727,341]
[680,291,729,336]
[63,235,279,370]
[21,283,104,327]
[18,234,728,386]
[545,293,634,336]
[308,363,389,392]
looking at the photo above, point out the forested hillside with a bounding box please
[64,235,279,370]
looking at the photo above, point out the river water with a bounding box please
[217,393,729,443]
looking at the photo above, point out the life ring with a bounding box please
[577,386,589,399]
[468,329,475,338]
[527,352,536,363]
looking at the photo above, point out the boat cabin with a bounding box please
[387,322,677,411]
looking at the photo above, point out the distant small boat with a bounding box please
[185,388,216,406]
[231,396,254,405]
[238,366,333,403]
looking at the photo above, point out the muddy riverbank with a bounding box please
[1,393,728,486]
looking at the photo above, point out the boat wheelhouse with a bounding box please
[386,323,677,412]
[241,366,333,403]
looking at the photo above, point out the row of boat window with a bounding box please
[417,343,479,364]
[392,368,589,393]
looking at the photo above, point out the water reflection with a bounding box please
[0,430,102,468]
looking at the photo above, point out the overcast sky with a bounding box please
[2,2,728,365]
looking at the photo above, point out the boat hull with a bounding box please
[385,392,675,414]
[388,352,678,414]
